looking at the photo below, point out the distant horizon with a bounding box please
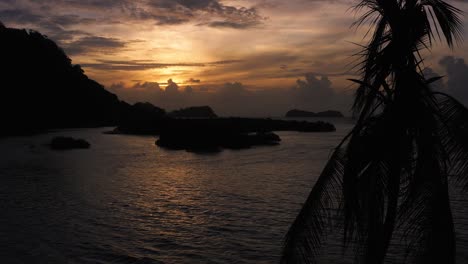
[1,0,468,116]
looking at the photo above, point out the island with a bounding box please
[0,25,129,136]
[1,24,337,152]
[49,137,90,150]
[114,116,335,152]
[114,117,336,136]
[169,106,217,118]
[285,109,344,118]
[156,131,281,152]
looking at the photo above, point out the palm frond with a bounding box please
[422,0,464,47]
[434,93,468,190]
[281,149,346,263]
[283,1,464,263]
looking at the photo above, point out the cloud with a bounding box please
[291,74,336,108]
[187,78,201,83]
[145,0,264,28]
[0,0,264,31]
[206,20,259,29]
[107,73,352,116]
[80,59,241,71]
[439,56,468,106]
[0,8,41,24]
[184,86,194,93]
[63,36,127,55]
[165,79,180,93]
[49,14,96,27]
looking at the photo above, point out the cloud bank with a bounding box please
[438,56,468,106]
[108,74,352,117]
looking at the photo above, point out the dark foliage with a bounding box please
[156,130,281,152]
[283,1,465,263]
[0,25,128,136]
[115,117,336,135]
[286,109,344,118]
[169,106,218,118]
[49,136,90,150]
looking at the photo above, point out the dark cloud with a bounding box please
[0,6,102,50]
[131,82,163,91]
[145,0,264,28]
[1,0,264,32]
[64,36,127,55]
[187,78,201,83]
[107,73,352,116]
[198,52,300,79]
[49,14,96,26]
[289,73,352,112]
[439,56,468,106]
[81,59,241,71]
[0,9,42,24]
[165,79,180,93]
[109,81,164,104]
[184,86,194,93]
[206,20,258,29]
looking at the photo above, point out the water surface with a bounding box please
[0,118,466,263]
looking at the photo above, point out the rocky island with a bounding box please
[169,106,217,118]
[115,112,336,151]
[49,137,90,150]
[114,113,336,136]
[286,109,344,118]
[1,24,337,152]
[0,25,129,136]
[156,131,281,152]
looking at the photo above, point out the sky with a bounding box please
[1,0,468,116]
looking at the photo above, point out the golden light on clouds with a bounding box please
[1,0,468,115]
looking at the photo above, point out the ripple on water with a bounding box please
[0,123,467,263]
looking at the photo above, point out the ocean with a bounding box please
[0,118,466,263]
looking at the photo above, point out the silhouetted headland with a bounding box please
[285,109,344,118]
[114,116,336,135]
[115,109,335,151]
[169,106,218,118]
[49,136,90,150]
[0,24,336,152]
[157,131,281,152]
[0,25,128,136]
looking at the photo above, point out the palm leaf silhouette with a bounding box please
[282,1,465,263]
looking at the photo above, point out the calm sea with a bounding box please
[0,118,466,263]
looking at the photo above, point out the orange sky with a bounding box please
[1,0,468,115]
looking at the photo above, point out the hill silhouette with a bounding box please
[0,24,337,143]
[285,109,344,118]
[169,106,217,118]
[0,25,128,135]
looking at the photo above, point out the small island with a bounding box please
[108,105,337,151]
[169,106,217,118]
[49,136,90,150]
[115,113,335,151]
[0,26,338,154]
[156,131,281,152]
[115,116,336,135]
[285,109,344,118]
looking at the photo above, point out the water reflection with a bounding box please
[0,119,466,263]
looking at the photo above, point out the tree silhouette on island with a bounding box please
[283,0,466,263]
[0,23,337,152]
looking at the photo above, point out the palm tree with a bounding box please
[282,0,465,263]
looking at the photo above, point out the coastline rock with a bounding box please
[286,109,344,118]
[115,117,335,136]
[116,102,166,134]
[156,131,281,152]
[0,25,129,136]
[169,106,218,118]
[49,137,90,150]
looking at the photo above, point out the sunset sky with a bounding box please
[2,0,468,115]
